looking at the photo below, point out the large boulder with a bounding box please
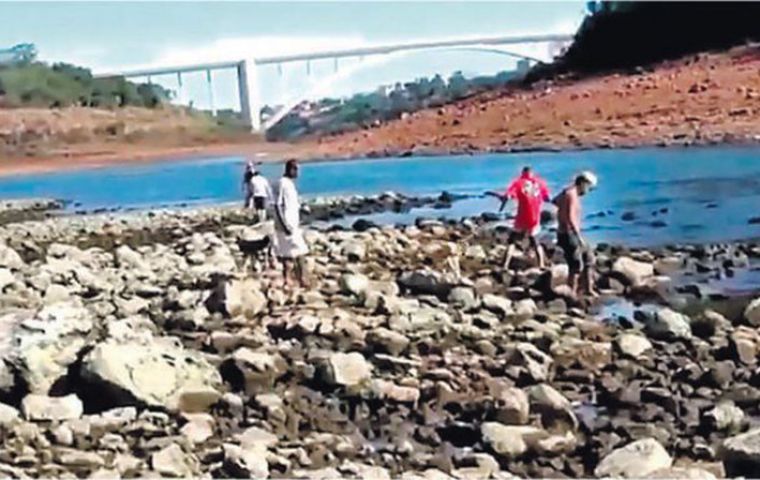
[0,302,94,394]
[720,427,760,476]
[398,270,453,297]
[616,333,653,358]
[82,337,222,413]
[640,307,692,340]
[222,348,287,395]
[22,393,83,421]
[481,422,548,459]
[744,297,760,327]
[323,352,373,387]
[152,443,200,478]
[612,256,655,286]
[206,278,267,319]
[550,338,611,372]
[340,273,370,297]
[0,244,24,270]
[447,287,478,310]
[594,438,672,478]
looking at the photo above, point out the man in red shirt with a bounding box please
[499,166,551,269]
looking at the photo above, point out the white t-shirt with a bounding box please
[275,176,300,233]
[250,175,272,199]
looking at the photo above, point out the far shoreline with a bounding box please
[1,137,759,180]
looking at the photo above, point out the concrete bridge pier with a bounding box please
[237,59,261,132]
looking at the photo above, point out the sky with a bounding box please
[0,1,586,111]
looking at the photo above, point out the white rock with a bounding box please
[448,287,478,310]
[0,402,20,425]
[0,244,24,270]
[643,307,692,340]
[480,422,547,458]
[616,333,653,358]
[744,297,760,327]
[324,352,372,387]
[151,443,199,477]
[82,338,222,413]
[482,294,513,316]
[494,387,529,425]
[340,273,370,296]
[705,401,744,432]
[594,438,672,478]
[613,256,655,286]
[0,268,15,289]
[721,428,760,476]
[22,394,83,421]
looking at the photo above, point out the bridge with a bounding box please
[95,32,573,132]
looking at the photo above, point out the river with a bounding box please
[1,146,759,247]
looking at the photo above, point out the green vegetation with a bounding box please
[0,51,172,109]
[529,1,760,80]
[266,69,524,140]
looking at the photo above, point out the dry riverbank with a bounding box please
[304,45,760,159]
[0,201,759,477]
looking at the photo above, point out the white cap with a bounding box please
[577,171,598,188]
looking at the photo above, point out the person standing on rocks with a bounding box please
[553,171,598,297]
[499,166,551,270]
[273,159,308,287]
[248,165,273,223]
[242,160,255,208]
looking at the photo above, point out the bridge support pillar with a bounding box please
[237,60,261,132]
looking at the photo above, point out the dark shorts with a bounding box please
[253,196,266,210]
[508,226,540,245]
[557,232,593,275]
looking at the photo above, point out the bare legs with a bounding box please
[281,256,307,289]
[503,236,545,270]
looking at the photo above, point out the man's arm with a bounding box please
[568,192,584,243]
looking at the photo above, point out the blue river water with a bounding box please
[0,146,759,246]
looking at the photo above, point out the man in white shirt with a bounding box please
[273,159,308,287]
[249,166,273,223]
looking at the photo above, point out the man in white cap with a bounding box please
[553,171,598,297]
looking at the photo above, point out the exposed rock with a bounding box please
[640,307,692,340]
[480,422,548,459]
[0,243,24,270]
[206,278,267,319]
[151,443,199,478]
[82,338,222,412]
[494,387,530,425]
[223,443,269,478]
[744,297,760,326]
[367,327,410,356]
[323,352,373,387]
[647,467,717,479]
[448,287,478,310]
[340,273,370,297]
[704,401,744,433]
[595,438,672,478]
[0,402,20,425]
[616,333,653,358]
[721,428,760,477]
[0,302,93,394]
[482,294,513,317]
[613,256,655,286]
[22,394,83,421]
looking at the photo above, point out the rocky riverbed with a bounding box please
[0,203,759,479]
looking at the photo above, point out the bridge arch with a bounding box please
[261,45,544,131]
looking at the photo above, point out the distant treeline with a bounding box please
[0,48,172,109]
[267,69,522,141]
[529,1,760,79]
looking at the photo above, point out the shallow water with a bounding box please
[1,146,760,246]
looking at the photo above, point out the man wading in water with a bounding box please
[273,160,308,288]
[553,171,598,297]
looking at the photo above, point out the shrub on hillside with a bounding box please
[0,61,172,109]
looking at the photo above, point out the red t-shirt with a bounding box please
[505,173,550,231]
